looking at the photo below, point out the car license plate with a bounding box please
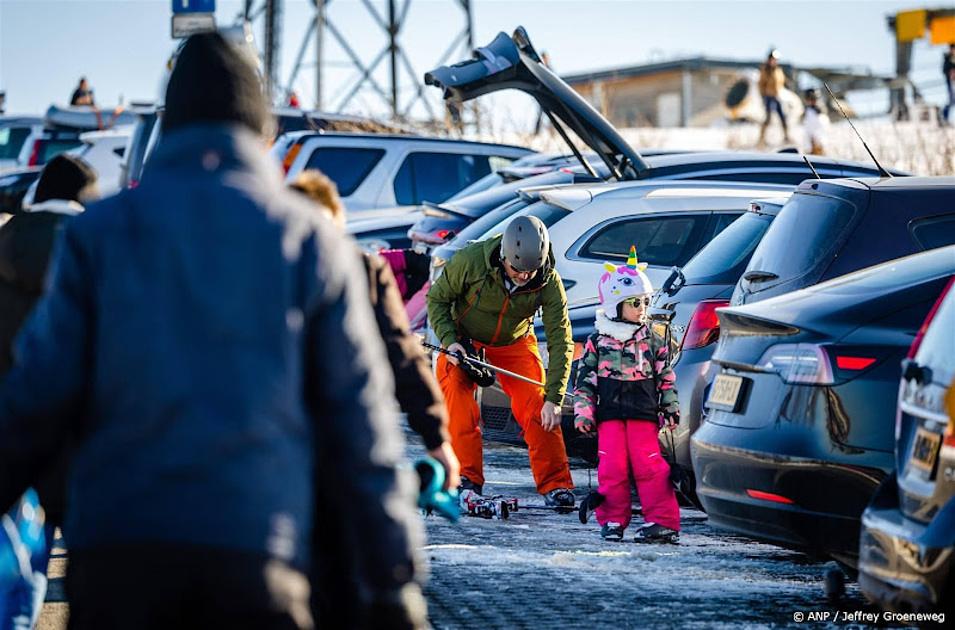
[707,374,744,412]
[910,426,942,472]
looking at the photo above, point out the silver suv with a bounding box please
[280,131,533,212]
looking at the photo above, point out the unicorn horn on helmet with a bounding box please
[626,245,648,271]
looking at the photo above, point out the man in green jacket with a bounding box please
[427,216,575,509]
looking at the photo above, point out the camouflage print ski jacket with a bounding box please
[572,310,679,430]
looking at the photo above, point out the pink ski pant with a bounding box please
[595,419,680,531]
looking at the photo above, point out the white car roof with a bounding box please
[539,180,793,211]
[79,125,134,143]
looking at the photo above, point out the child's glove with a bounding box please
[658,411,679,431]
[574,415,596,434]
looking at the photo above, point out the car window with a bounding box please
[683,213,772,284]
[478,201,570,240]
[37,139,83,165]
[910,214,955,251]
[710,212,740,239]
[451,198,528,244]
[580,215,707,266]
[746,192,857,287]
[489,155,516,171]
[915,287,955,383]
[305,147,384,197]
[0,127,31,160]
[394,152,493,205]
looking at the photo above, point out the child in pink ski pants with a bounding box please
[572,248,680,541]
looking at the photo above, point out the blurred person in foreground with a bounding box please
[291,169,457,622]
[0,154,98,630]
[0,32,425,630]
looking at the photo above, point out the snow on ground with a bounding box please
[406,433,904,630]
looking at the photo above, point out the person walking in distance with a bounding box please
[427,215,576,512]
[757,50,791,145]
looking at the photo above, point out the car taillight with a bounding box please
[435,229,453,241]
[746,489,795,505]
[27,140,41,166]
[681,299,728,350]
[757,343,834,385]
[282,143,302,174]
[908,277,954,359]
[834,356,877,370]
[128,179,140,189]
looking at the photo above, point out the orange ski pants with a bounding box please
[436,334,574,494]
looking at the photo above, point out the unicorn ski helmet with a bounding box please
[597,245,653,313]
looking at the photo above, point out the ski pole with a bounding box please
[421,341,545,388]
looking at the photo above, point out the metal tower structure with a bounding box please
[240,0,475,124]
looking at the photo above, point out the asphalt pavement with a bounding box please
[407,434,901,630]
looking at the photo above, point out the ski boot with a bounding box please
[633,522,679,544]
[600,522,624,542]
[458,478,510,520]
[543,488,575,514]
[577,491,605,524]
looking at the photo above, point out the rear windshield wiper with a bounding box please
[743,270,779,283]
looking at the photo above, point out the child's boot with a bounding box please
[633,522,679,544]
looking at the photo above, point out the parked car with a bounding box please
[858,278,955,613]
[0,116,44,171]
[470,180,793,306]
[348,154,598,251]
[22,126,132,206]
[732,177,955,307]
[281,131,533,211]
[650,196,790,484]
[408,150,715,248]
[120,106,159,189]
[691,245,955,569]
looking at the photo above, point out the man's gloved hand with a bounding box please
[445,342,467,366]
[540,401,561,432]
[450,340,495,387]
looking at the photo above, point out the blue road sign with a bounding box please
[172,0,216,14]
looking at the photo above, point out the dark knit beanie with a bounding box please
[34,154,98,204]
[162,32,269,135]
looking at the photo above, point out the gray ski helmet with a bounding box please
[502,215,549,272]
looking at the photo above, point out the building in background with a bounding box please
[562,57,888,128]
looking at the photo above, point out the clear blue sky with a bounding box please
[0,0,949,120]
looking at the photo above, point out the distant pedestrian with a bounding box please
[290,169,457,624]
[0,32,426,630]
[69,77,94,106]
[942,44,955,125]
[757,50,791,145]
[573,247,681,544]
[802,88,828,155]
[0,90,6,115]
[287,90,301,109]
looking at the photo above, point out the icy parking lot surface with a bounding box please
[408,436,888,630]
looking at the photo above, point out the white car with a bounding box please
[473,180,794,306]
[21,126,132,207]
[281,131,533,213]
[0,116,44,172]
